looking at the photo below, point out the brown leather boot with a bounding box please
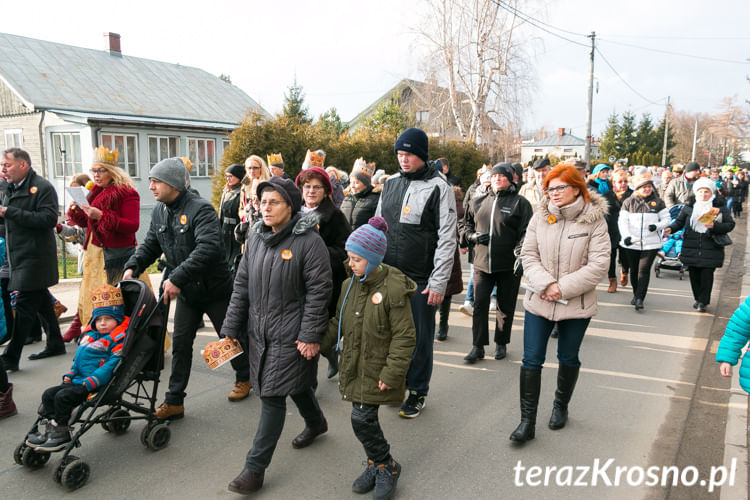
[154,402,184,420]
[228,381,251,402]
[607,278,617,293]
[619,271,628,287]
[0,383,17,419]
[61,313,82,342]
[53,300,68,318]
[228,468,264,494]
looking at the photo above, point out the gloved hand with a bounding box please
[648,224,657,232]
[623,236,633,246]
[468,232,490,245]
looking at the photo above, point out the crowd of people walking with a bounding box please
[0,136,746,498]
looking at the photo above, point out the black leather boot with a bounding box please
[549,364,580,430]
[228,468,264,494]
[463,346,484,364]
[436,299,450,341]
[510,368,541,443]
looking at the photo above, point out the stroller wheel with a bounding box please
[13,443,27,465]
[53,455,79,484]
[146,423,171,451]
[107,409,131,435]
[21,446,50,469]
[61,459,90,491]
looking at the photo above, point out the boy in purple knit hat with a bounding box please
[322,217,417,500]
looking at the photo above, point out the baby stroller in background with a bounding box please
[655,205,687,280]
[13,279,170,491]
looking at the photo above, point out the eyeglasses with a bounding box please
[90,168,108,175]
[303,184,325,192]
[544,184,570,194]
[259,199,285,208]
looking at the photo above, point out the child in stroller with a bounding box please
[26,284,127,452]
[655,205,687,279]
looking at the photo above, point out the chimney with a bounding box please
[557,128,565,136]
[106,32,121,56]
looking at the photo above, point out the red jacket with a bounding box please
[67,184,139,249]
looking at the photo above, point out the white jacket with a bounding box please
[618,193,670,251]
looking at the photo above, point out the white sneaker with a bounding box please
[490,296,498,311]
[459,301,473,317]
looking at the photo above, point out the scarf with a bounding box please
[594,178,610,195]
[690,197,715,234]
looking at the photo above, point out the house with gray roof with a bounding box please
[0,31,269,239]
[520,128,601,165]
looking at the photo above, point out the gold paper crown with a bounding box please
[267,153,284,167]
[91,284,124,309]
[352,158,375,178]
[303,150,325,169]
[92,146,119,168]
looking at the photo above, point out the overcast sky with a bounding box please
[4,0,749,138]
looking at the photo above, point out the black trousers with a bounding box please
[615,246,630,275]
[165,296,250,405]
[41,383,90,424]
[0,357,8,392]
[2,289,63,365]
[625,249,657,301]
[472,269,521,346]
[688,266,715,305]
[244,388,325,473]
[351,403,390,464]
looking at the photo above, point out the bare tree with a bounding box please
[419,0,534,145]
[706,95,750,160]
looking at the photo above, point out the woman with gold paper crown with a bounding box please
[64,146,147,342]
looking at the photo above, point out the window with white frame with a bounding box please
[4,129,22,148]
[51,132,82,177]
[187,138,215,177]
[222,139,230,154]
[100,133,138,177]
[415,110,430,123]
[149,136,180,167]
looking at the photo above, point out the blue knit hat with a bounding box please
[592,163,611,176]
[345,216,388,280]
[394,128,429,164]
[89,285,125,327]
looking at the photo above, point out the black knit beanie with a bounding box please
[394,128,429,164]
[256,177,302,215]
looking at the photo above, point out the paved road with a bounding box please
[1,219,747,499]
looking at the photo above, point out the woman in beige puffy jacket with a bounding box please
[509,164,610,444]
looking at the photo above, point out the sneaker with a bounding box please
[154,402,184,420]
[399,392,425,419]
[489,296,498,311]
[458,301,473,317]
[352,459,377,494]
[35,421,71,452]
[228,381,251,402]
[373,459,401,500]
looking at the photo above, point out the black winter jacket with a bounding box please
[221,213,332,397]
[340,187,380,230]
[124,190,232,306]
[460,185,532,274]
[587,179,619,242]
[1,169,59,291]
[313,197,351,318]
[219,186,243,271]
[669,196,735,269]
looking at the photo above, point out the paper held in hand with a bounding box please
[65,186,90,207]
[201,338,243,370]
[697,207,720,224]
[521,282,569,305]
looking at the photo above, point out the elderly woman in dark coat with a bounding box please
[222,177,332,495]
[665,177,735,313]
[296,166,352,378]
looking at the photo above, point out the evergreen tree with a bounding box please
[618,111,638,159]
[635,113,661,159]
[600,112,620,158]
[356,96,410,136]
[315,107,347,137]
[282,79,311,125]
[654,118,676,166]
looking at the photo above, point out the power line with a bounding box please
[602,34,750,41]
[491,0,589,48]
[493,0,588,38]
[595,47,662,105]
[598,38,750,65]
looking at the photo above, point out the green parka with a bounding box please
[322,264,417,406]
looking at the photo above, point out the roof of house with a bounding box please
[0,32,270,127]
[523,131,586,147]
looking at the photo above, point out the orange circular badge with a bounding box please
[29,186,38,194]
[402,205,411,215]
[371,292,383,305]
[650,201,657,207]
[547,214,557,224]
[179,214,187,225]
[281,249,293,260]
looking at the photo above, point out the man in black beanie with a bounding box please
[123,157,251,418]
[375,127,457,419]
[664,161,702,208]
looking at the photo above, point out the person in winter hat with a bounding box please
[322,216,416,500]
[25,284,128,451]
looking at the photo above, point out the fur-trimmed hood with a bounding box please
[537,191,608,225]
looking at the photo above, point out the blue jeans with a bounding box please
[406,283,436,396]
[522,311,590,371]
[466,264,475,303]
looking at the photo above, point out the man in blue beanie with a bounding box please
[375,128,457,418]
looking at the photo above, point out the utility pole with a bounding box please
[583,31,595,171]
[661,96,670,166]
[690,118,698,161]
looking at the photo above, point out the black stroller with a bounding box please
[13,279,170,490]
